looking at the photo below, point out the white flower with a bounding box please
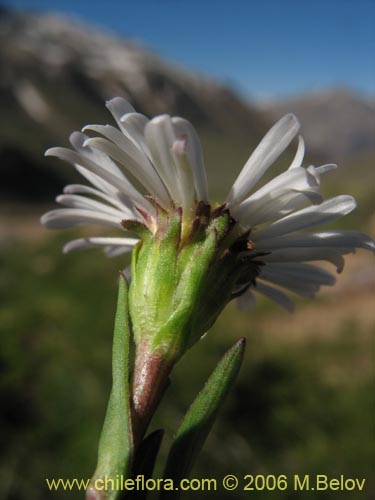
[41,97,374,312]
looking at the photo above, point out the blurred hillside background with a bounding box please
[0,1,374,499]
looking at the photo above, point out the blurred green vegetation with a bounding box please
[1,10,374,499]
[0,226,373,499]
[1,122,374,500]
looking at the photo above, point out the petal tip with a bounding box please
[105,97,121,107]
[284,113,300,130]
[44,148,55,157]
[106,97,135,117]
[150,114,170,125]
[40,213,50,226]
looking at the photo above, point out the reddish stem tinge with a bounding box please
[131,344,173,446]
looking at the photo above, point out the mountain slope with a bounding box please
[263,89,375,163]
[0,8,268,202]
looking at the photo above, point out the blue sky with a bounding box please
[6,0,375,101]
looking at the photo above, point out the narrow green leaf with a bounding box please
[87,274,133,500]
[162,338,246,496]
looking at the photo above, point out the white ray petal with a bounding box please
[171,138,196,213]
[104,246,134,257]
[259,261,337,298]
[83,133,171,209]
[73,163,115,198]
[70,131,127,180]
[106,98,153,151]
[56,194,129,219]
[227,114,300,206]
[120,112,150,153]
[262,262,336,286]
[261,247,346,272]
[70,132,121,196]
[288,135,305,169]
[63,184,137,215]
[144,115,181,202]
[317,163,337,175]
[63,236,139,254]
[233,167,321,226]
[255,282,295,312]
[105,97,136,130]
[45,147,153,215]
[106,100,152,157]
[259,270,319,298]
[280,189,323,213]
[253,195,356,241]
[82,125,152,174]
[253,230,375,253]
[70,130,144,205]
[71,131,146,213]
[40,209,122,229]
[243,166,319,205]
[236,190,310,228]
[172,117,209,201]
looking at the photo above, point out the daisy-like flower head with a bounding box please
[42,97,374,349]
